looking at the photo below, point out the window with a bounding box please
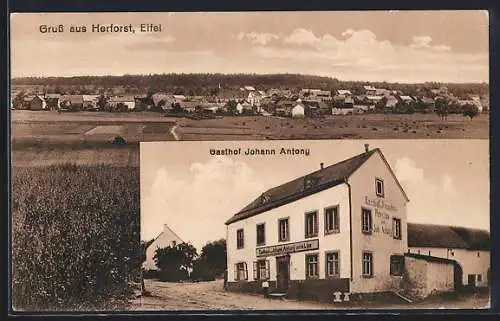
[390,255,404,276]
[362,252,373,277]
[304,175,319,189]
[236,229,244,249]
[278,218,289,242]
[234,262,248,281]
[361,208,372,234]
[256,224,265,246]
[326,252,340,277]
[306,254,319,278]
[324,206,340,234]
[305,211,318,238]
[253,260,270,280]
[478,274,482,282]
[392,218,402,240]
[375,178,384,197]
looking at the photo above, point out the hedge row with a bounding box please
[11,164,140,311]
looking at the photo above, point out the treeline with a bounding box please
[11,73,489,97]
[143,239,227,283]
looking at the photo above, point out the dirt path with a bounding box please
[128,279,490,311]
[170,125,180,141]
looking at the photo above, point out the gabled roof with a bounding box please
[226,149,378,225]
[147,224,184,251]
[407,223,490,250]
[337,89,352,95]
[109,95,135,103]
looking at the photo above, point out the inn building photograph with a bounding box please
[139,140,489,308]
[224,145,409,300]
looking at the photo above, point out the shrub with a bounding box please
[111,136,127,146]
[11,164,140,311]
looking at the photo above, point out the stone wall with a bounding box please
[403,256,428,299]
[403,256,454,299]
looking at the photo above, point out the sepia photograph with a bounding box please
[138,140,490,310]
[8,10,490,313]
[10,10,489,152]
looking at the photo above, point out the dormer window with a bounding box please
[261,194,270,205]
[304,175,319,189]
[375,178,384,198]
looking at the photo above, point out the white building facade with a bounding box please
[225,147,409,301]
[143,224,184,271]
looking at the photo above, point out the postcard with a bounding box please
[138,140,490,310]
[9,10,490,312]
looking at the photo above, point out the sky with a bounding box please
[10,11,489,83]
[140,140,489,251]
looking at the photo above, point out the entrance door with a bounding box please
[453,263,463,292]
[276,255,290,292]
[468,274,476,287]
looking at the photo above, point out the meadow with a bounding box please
[175,113,489,140]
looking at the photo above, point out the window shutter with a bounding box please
[244,263,248,280]
[266,260,270,279]
[253,261,257,280]
[234,264,238,281]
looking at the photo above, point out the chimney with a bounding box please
[364,144,369,153]
[320,162,324,170]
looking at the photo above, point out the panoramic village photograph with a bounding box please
[138,140,490,310]
[9,10,490,312]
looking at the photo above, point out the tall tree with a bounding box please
[435,98,450,121]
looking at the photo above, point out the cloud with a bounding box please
[141,156,265,251]
[252,28,486,82]
[410,35,451,52]
[235,32,279,45]
[283,28,341,49]
[393,157,477,228]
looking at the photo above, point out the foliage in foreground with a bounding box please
[11,164,140,311]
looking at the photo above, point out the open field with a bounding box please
[11,110,489,166]
[175,113,489,140]
[129,279,490,311]
[11,111,175,167]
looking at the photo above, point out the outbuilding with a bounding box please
[291,103,305,118]
[143,224,184,271]
[407,223,490,289]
